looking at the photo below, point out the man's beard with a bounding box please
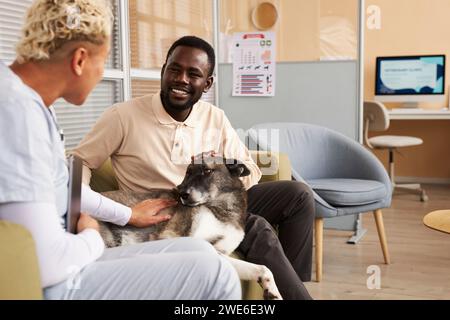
[160,89,197,112]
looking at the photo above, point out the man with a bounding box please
[73,36,314,300]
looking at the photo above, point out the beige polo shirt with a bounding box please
[72,92,261,192]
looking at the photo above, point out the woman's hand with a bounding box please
[77,213,100,233]
[128,199,177,228]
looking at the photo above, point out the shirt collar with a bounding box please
[152,91,199,128]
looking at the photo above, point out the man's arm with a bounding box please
[221,115,262,190]
[71,106,124,185]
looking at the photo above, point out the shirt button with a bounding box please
[175,142,180,147]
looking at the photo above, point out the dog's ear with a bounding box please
[225,159,251,177]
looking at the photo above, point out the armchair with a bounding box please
[0,221,42,299]
[90,150,292,300]
[248,122,392,282]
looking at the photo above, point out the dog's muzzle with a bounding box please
[177,189,202,207]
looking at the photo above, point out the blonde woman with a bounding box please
[0,0,240,300]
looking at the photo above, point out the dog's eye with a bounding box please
[203,168,213,175]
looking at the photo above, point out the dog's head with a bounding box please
[176,156,250,206]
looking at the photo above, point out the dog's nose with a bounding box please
[179,192,190,200]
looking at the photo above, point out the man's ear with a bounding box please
[225,159,251,177]
[161,64,166,78]
[203,75,214,93]
[71,47,88,76]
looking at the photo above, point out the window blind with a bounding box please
[129,0,214,70]
[53,80,122,151]
[131,79,161,98]
[106,0,121,69]
[0,0,33,63]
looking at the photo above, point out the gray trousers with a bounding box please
[44,237,241,300]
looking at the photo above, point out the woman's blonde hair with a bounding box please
[16,0,113,63]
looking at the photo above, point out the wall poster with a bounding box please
[232,32,276,97]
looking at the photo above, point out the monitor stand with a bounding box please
[401,102,420,109]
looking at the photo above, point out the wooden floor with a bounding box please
[304,184,450,300]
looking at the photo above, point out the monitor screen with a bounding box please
[375,55,445,97]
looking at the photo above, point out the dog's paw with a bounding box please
[263,289,283,300]
[257,268,283,300]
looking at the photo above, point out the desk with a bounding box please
[389,108,450,120]
[386,108,450,183]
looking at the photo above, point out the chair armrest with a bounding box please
[90,159,119,192]
[92,152,294,193]
[0,221,42,299]
[250,150,292,183]
[92,153,291,208]
[330,137,392,188]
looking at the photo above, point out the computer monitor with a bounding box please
[374,55,446,107]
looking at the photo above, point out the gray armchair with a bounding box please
[248,122,392,282]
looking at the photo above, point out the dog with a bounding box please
[98,156,282,300]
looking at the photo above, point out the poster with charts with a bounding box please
[232,32,276,97]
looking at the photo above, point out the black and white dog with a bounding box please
[99,156,282,300]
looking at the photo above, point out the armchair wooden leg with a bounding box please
[314,217,324,282]
[373,209,391,264]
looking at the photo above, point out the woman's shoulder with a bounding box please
[0,67,50,121]
[0,63,42,106]
[0,97,56,204]
[0,80,55,166]
[1,94,52,138]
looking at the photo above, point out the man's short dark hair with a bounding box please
[165,36,216,77]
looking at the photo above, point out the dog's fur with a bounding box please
[98,156,282,300]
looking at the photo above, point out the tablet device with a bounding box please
[66,155,83,234]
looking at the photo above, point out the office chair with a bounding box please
[363,101,428,202]
[248,123,392,282]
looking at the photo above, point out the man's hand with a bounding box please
[128,199,177,228]
[77,213,100,233]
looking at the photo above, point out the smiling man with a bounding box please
[73,36,314,300]
[160,44,213,122]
